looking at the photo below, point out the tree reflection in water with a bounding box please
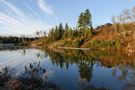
[44,49,111,90]
[0,63,110,90]
[79,60,93,82]
[0,62,60,90]
[1,47,135,90]
[43,48,135,90]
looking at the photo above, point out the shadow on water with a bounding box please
[0,47,135,90]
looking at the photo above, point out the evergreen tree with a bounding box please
[78,12,84,30]
[65,23,69,31]
[58,23,64,39]
[55,25,59,40]
[78,9,92,30]
[63,23,69,38]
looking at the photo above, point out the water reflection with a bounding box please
[0,61,60,90]
[0,47,135,90]
[79,60,93,82]
[43,48,135,90]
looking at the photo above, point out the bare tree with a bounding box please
[36,31,40,37]
[112,15,118,32]
[120,7,135,26]
[131,6,135,26]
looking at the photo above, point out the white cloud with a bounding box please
[1,0,26,21]
[0,0,52,36]
[37,0,54,15]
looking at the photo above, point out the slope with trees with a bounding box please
[32,7,135,55]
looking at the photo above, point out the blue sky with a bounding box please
[0,0,134,36]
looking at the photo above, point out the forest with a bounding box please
[0,36,38,45]
[32,6,135,55]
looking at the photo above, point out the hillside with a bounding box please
[31,8,135,55]
[31,23,135,55]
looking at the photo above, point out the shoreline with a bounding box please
[57,47,96,50]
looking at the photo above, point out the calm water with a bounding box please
[0,47,135,90]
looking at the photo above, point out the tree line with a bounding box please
[45,9,93,44]
[41,7,135,50]
[0,36,38,45]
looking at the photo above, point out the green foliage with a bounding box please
[71,40,80,47]
[99,40,111,48]
[84,29,92,37]
[78,9,92,30]
[45,9,94,45]
[64,41,72,47]
[90,39,100,48]
[58,23,64,39]
[62,23,70,39]
[89,39,122,49]
[115,38,122,49]
[79,62,92,82]
[90,39,112,48]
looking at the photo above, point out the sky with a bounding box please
[0,0,134,36]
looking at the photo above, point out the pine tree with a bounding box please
[78,9,92,30]
[78,12,84,30]
[58,23,64,39]
[63,23,69,38]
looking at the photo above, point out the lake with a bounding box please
[0,47,135,90]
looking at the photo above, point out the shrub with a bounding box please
[115,38,122,49]
[90,39,100,48]
[90,40,112,49]
[99,40,111,48]
[70,38,80,47]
